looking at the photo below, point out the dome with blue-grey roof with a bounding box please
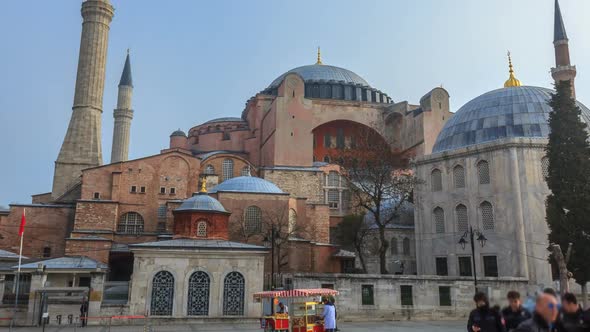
[209,176,284,194]
[175,192,228,213]
[268,64,370,89]
[432,86,590,153]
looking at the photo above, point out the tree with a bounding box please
[335,214,370,273]
[545,80,590,306]
[331,124,419,274]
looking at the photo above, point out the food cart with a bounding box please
[253,288,339,332]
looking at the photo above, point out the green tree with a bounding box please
[335,214,369,273]
[545,80,590,305]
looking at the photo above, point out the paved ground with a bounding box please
[9,320,464,332]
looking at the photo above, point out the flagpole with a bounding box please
[10,208,25,331]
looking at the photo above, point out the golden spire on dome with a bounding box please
[504,51,522,88]
[200,180,207,193]
[316,47,323,65]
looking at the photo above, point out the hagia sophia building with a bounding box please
[0,0,588,322]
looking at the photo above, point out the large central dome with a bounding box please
[268,64,370,89]
[432,86,590,153]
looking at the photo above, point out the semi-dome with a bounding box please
[175,193,228,213]
[268,64,370,89]
[170,129,186,137]
[209,176,284,194]
[432,86,590,153]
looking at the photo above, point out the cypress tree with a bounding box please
[545,80,590,303]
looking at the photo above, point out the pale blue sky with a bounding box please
[1,0,589,205]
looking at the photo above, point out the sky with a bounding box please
[1,0,589,206]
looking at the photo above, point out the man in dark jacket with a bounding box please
[502,291,532,331]
[556,293,590,332]
[513,293,559,332]
[467,292,505,332]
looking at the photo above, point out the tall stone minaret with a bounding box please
[52,0,114,199]
[110,51,134,163]
[551,0,576,97]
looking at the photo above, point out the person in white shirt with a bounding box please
[278,302,288,314]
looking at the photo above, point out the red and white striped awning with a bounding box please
[253,288,339,300]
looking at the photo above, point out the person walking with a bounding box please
[322,298,336,332]
[502,291,532,331]
[80,297,88,327]
[555,293,589,332]
[513,293,559,332]
[467,292,505,332]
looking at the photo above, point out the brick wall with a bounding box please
[261,169,324,203]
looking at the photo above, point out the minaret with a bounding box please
[52,0,114,199]
[551,0,576,97]
[110,51,134,163]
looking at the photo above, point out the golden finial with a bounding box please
[200,180,207,193]
[504,51,522,88]
[316,47,323,65]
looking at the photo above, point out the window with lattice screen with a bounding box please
[477,161,490,184]
[205,165,215,175]
[222,159,234,181]
[455,204,468,233]
[480,201,494,230]
[327,171,340,186]
[327,189,339,209]
[196,221,207,237]
[434,207,445,233]
[157,205,167,219]
[541,157,549,179]
[431,169,442,192]
[244,206,262,234]
[453,165,465,188]
[241,166,250,176]
[117,212,144,234]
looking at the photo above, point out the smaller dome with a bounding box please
[170,129,186,137]
[209,176,284,194]
[203,117,245,124]
[175,193,228,213]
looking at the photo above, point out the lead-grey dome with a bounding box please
[209,176,284,194]
[175,193,228,213]
[268,64,370,89]
[432,86,590,153]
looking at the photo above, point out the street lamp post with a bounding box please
[458,226,487,290]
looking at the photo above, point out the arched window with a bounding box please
[288,209,297,234]
[541,157,549,179]
[244,206,262,234]
[327,171,340,187]
[455,204,468,233]
[453,165,465,188]
[480,201,494,230]
[323,155,330,163]
[117,212,144,234]
[241,165,251,176]
[43,247,51,258]
[196,220,207,237]
[431,169,442,192]
[223,272,245,316]
[390,238,398,255]
[433,207,445,234]
[205,164,215,175]
[324,134,331,148]
[222,159,234,181]
[187,271,210,316]
[402,237,411,255]
[477,160,490,184]
[150,271,174,316]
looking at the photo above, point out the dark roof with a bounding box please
[203,117,245,124]
[554,0,568,42]
[119,53,133,87]
[170,129,186,137]
[17,256,108,270]
[175,193,228,213]
[129,238,267,251]
[0,249,26,259]
[268,64,370,89]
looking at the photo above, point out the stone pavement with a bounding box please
[10,320,464,332]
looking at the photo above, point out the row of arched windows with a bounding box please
[390,237,412,255]
[203,160,251,180]
[431,160,490,192]
[150,271,245,316]
[432,202,495,234]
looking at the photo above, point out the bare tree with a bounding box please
[335,214,370,273]
[330,124,419,274]
[230,208,262,244]
[261,205,305,274]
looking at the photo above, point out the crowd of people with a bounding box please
[468,289,590,332]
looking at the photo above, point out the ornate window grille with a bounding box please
[187,271,210,316]
[541,157,549,179]
[241,165,250,176]
[205,164,215,175]
[197,221,207,237]
[223,272,245,316]
[150,271,174,316]
[222,159,234,181]
[434,207,445,234]
[455,204,468,233]
[453,165,465,188]
[477,160,490,184]
[390,238,398,255]
[157,205,167,219]
[244,206,262,234]
[117,212,144,234]
[480,201,494,230]
[402,237,411,255]
[431,169,442,192]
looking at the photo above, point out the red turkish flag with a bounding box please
[18,209,26,237]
